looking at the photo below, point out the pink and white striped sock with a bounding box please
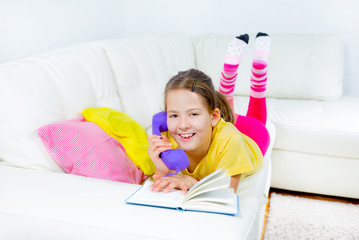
[219,34,249,106]
[250,32,271,99]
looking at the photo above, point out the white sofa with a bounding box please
[0,33,275,240]
[0,32,358,239]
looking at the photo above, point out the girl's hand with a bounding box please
[148,134,173,177]
[150,174,198,194]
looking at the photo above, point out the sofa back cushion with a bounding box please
[0,42,121,171]
[101,33,196,130]
[194,33,343,100]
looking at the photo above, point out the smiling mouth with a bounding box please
[179,133,195,139]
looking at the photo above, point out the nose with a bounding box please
[179,116,190,130]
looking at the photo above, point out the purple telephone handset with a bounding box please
[152,111,189,175]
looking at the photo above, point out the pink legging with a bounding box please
[234,96,270,156]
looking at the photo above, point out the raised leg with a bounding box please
[219,34,249,109]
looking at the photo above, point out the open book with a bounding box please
[126,169,239,216]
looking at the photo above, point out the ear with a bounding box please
[211,108,221,127]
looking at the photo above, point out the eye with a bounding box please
[169,114,178,118]
[190,112,199,117]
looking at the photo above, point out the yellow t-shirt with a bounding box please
[166,118,263,180]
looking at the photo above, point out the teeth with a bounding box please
[180,133,194,138]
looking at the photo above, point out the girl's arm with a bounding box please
[230,174,241,193]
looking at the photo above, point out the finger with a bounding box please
[148,135,162,146]
[150,134,161,139]
[163,181,177,193]
[151,178,169,192]
[181,186,188,195]
[149,140,171,152]
[161,134,169,142]
[152,146,172,158]
[170,180,187,194]
[148,134,161,142]
[150,179,161,191]
[153,139,172,148]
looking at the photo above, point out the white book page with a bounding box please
[183,169,230,202]
[185,188,235,204]
[127,181,185,208]
[182,194,238,214]
[191,169,225,190]
[186,169,224,195]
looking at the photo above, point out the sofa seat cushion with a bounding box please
[235,96,359,160]
[0,145,272,240]
[270,149,359,198]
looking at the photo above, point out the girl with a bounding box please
[148,33,271,194]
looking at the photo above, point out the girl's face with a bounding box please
[166,89,220,158]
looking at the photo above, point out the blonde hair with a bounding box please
[164,69,234,123]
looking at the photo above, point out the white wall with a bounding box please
[1,0,358,96]
[0,0,126,61]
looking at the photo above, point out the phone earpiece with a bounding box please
[152,111,189,173]
[152,111,168,136]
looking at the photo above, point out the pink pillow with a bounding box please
[37,116,147,184]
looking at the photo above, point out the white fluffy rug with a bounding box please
[264,193,359,240]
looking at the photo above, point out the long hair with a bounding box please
[164,69,234,123]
